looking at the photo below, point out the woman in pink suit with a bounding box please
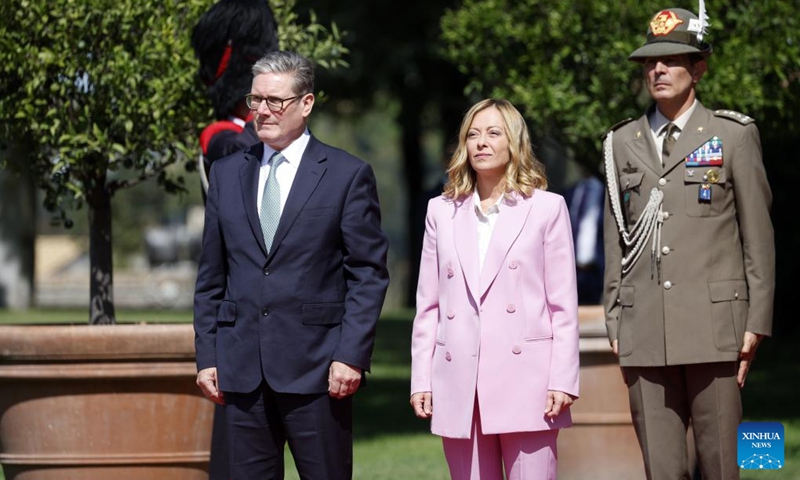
[410,99,580,480]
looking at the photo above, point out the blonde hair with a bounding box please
[443,99,547,199]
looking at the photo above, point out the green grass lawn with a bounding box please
[0,309,797,479]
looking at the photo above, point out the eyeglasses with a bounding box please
[245,93,305,112]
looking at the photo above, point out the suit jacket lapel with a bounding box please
[239,142,268,256]
[624,115,661,176]
[453,196,480,302]
[663,102,712,174]
[479,194,532,298]
[267,136,328,261]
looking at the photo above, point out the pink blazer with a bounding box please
[411,190,579,439]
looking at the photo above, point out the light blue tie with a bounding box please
[260,151,284,253]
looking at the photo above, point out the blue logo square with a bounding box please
[738,422,784,470]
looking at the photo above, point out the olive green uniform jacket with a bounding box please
[602,102,775,367]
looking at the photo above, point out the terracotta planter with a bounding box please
[0,324,213,480]
[557,306,646,480]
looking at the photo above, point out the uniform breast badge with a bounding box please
[686,137,722,203]
[685,136,723,167]
[699,183,712,202]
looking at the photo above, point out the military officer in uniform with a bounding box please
[602,7,775,480]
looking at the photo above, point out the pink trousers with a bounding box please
[441,404,558,480]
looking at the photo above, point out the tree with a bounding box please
[0,0,346,323]
[441,0,800,174]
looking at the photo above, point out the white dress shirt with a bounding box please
[473,191,503,273]
[257,129,311,216]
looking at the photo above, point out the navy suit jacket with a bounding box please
[194,135,389,395]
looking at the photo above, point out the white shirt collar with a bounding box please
[261,128,311,167]
[472,190,504,219]
[229,116,247,128]
[650,99,698,137]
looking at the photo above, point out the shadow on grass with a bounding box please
[741,332,800,421]
[355,377,431,438]
[354,310,432,439]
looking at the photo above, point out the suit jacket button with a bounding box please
[512,345,522,355]
[663,281,672,290]
[508,261,518,269]
[661,246,670,255]
[446,310,455,319]
[445,352,452,361]
[261,308,269,316]
[506,304,516,313]
[263,268,270,276]
[659,178,667,186]
[447,268,454,278]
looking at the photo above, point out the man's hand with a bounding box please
[197,367,225,405]
[328,361,362,399]
[737,331,764,389]
[545,390,575,419]
[410,392,433,419]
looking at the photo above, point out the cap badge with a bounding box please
[650,10,684,36]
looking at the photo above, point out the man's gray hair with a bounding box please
[252,51,314,95]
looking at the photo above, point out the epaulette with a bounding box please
[713,109,755,125]
[602,118,634,140]
[199,120,244,155]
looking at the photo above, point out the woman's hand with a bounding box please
[410,391,433,419]
[545,390,575,419]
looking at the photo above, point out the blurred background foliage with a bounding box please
[441,0,800,174]
[0,0,348,321]
[0,0,797,329]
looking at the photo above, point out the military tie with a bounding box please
[260,151,285,253]
[661,122,679,162]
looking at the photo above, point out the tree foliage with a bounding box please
[0,0,207,218]
[441,0,800,169]
[0,0,347,322]
[273,0,348,70]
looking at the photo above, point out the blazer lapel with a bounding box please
[239,142,268,256]
[267,136,328,261]
[623,115,661,176]
[453,196,480,302]
[663,103,713,175]
[478,194,532,298]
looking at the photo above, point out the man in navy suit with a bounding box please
[194,50,390,480]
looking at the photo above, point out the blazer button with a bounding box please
[506,304,516,313]
[446,310,455,319]
[261,308,269,316]
[508,261,518,269]
[658,178,667,186]
[663,281,672,290]
[263,268,270,276]
[661,246,670,255]
[446,267,454,278]
[445,352,452,362]
[512,345,522,355]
